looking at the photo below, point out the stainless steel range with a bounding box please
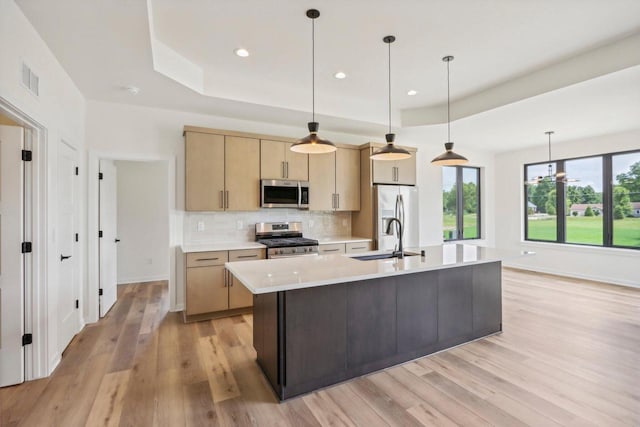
[256,222,319,259]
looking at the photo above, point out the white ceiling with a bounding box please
[15,0,640,151]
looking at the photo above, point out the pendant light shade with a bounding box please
[370,36,411,161]
[290,9,336,155]
[525,131,579,185]
[431,56,468,166]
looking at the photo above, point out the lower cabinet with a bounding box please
[184,248,265,321]
[319,241,372,255]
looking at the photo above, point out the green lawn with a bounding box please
[443,214,479,240]
[527,216,640,247]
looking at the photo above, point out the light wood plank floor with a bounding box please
[1,269,639,426]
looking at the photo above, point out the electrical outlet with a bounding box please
[309,219,315,227]
[236,220,244,230]
[197,221,205,232]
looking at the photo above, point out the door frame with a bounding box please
[0,96,48,380]
[87,152,175,324]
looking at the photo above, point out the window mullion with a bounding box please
[556,161,566,243]
[603,155,613,247]
[456,166,464,239]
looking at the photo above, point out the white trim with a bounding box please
[117,275,169,285]
[503,261,640,288]
[0,96,49,380]
[520,240,639,257]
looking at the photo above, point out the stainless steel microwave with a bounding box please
[261,180,309,209]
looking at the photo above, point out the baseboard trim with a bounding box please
[117,275,169,285]
[503,262,640,288]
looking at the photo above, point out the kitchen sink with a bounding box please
[352,252,419,261]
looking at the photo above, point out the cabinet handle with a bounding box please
[219,190,224,208]
[237,254,258,259]
[285,161,289,178]
[323,248,340,252]
[282,161,285,178]
[396,167,400,182]
[229,274,234,287]
[331,193,335,209]
[337,193,340,209]
[351,246,366,250]
[224,269,228,287]
[225,191,229,209]
[196,257,219,261]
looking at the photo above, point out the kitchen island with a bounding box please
[225,244,531,400]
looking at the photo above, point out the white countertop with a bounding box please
[181,242,266,253]
[225,244,534,294]
[313,236,372,245]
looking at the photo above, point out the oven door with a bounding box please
[261,180,306,208]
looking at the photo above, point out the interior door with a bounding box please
[0,125,25,387]
[99,159,117,317]
[58,142,80,351]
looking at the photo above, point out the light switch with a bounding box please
[197,221,205,232]
[236,220,244,230]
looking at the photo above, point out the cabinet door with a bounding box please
[318,243,346,255]
[225,136,260,210]
[260,139,285,179]
[309,152,336,211]
[345,242,372,253]
[335,148,360,211]
[284,142,309,181]
[186,265,228,315]
[185,132,225,211]
[228,248,265,309]
[395,156,416,185]
[371,154,396,184]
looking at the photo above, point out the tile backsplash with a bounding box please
[184,209,352,244]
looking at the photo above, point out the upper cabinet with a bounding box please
[261,139,309,181]
[185,130,260,211]
[309,146,360,211]
[372,155,417,185]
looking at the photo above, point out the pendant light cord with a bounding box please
[446,59,451,142]
[388,40,391,135]
[312,17,315,123]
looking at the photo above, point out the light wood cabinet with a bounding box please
[185,132,260,211]
[185,132,225,211]
[261,140,308,181]
[318,243,346,255]
[184,248,264,320]
[372,155,417,185]
[346,242,372,253]
[309,147,360,211]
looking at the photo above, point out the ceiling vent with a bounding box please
[21,62,39,97]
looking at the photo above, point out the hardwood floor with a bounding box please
[1,269,639,426]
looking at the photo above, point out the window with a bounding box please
[443,166,480,241]
[524,149,640,250]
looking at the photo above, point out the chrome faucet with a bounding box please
[386,217,404,259]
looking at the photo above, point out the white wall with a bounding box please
[0,0,86,376]
[115,160,170,284]
[495,129,640,287]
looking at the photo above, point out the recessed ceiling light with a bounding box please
[407,90,417,96]
[234,48,250,57]
[334,71,347,79]
[124,85,140,95]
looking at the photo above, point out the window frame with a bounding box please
[524,148,640,251]
[443,166,481,242]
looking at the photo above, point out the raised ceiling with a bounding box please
[15,0,640,151]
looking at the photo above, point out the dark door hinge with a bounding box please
[21,242,32,253]
[99,230,103,238]
[99,288,103,296]
[75,233,79,242]
[22,333,33,346]
[75,166,79,176]
[75,299,79,309]
[98,172,103,180]
[21,150,32,161]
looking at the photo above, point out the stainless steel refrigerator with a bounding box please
[374,185,419,251]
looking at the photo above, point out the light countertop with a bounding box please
[181,242,266,253]
[225,244,534,294]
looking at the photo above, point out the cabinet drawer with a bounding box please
[346,242,372,253]
[229,248,265,262]
[319,243,346,254]
[186,251,228,267]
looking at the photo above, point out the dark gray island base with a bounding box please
[252,261,502,400]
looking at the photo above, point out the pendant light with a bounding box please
[290,9,337,154]
[370,36,411,161]
[526,131,579,185]
[431,56,469,166]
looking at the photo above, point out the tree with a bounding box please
[572,211,579,217]
[616,161,640,202]
[531,179,554,214]
[579,185,599,204]
[443,187,456,215]
[462,182,477,214]
[613,186,632,218]
[545,189,557,215]
[584,206,594,217]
